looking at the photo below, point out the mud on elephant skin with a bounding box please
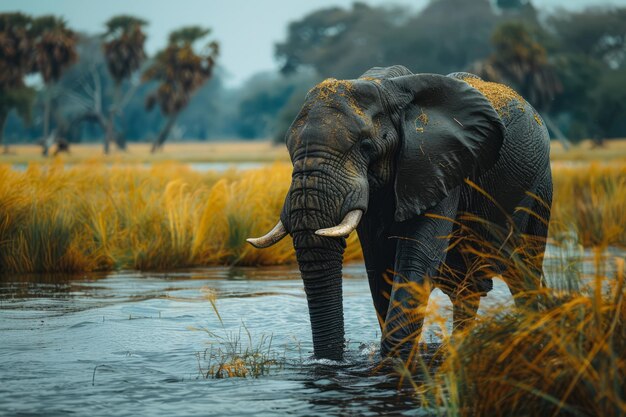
[247,65,552,361]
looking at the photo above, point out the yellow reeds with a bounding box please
[427,257,626,417]
[0,161,623,273]
[0,161,361,273]
[389,201,625,416]
[551,162,626,248]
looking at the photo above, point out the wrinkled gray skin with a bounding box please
[250,65,552,361]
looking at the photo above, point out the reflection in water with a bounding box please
[0,249,622,416]
[0,272,89,299]
[0,265,453,416]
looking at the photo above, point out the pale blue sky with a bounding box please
[2,0,624,86]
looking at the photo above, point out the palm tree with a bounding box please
[0,13,36,153]
[31,15,77,155]
[143,26,218,152]
[472,22,571,149]
[101,15,147,153]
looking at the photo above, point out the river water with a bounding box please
[0,247,621,416]
[0,264,519,417]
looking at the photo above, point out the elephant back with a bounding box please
[447,72,539,128]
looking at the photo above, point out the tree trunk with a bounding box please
[43,86,52,139]
[114,131,127,151]
[41,131,55,157]
[103,125,112,155]
[66,111,109,154]
[541,113,571,151]
[108,83,127,151]
[0,111,8,154]
[40,87,53,156]
[151,113,178,153]
[102,115,116,155]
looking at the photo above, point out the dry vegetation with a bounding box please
[386,191,625,416]
[2,138,626,164]
[0,143,624,415]
[400,249,626,417]
[0,161,362,273]
[552,162,626,247]
[551,139,626,162]
[0,142,290,164]
[0,158,624,273]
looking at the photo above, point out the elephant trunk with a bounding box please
[278,157,369,360]
[293,231,346,360]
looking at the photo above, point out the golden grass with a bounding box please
[0,160,623,273]
[551,139,626,162]
[447,280,625,416]
[386,201,625,416]
[551,162,626,247]
[400,247,626,417]
[0,161,360,273]
[0,141,290,164]
[2,139,626,164]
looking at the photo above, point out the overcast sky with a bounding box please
[3,0,624,86]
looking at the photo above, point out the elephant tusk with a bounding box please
[246,220,288,248]
[315,210,363,238]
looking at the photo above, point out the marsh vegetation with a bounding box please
[0,160,623,273]
[2,1,625,416]
[0,158,623,416]
[1,155,623,416]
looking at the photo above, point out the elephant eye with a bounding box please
[360,138,376,155]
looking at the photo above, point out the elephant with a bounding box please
[247,65,552,361]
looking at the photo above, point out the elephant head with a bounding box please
[247,66,504,360]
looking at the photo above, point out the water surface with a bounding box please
[0,265,517,416]
[1,248,620,416]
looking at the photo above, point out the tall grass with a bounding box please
[400,253,626,417]
[551,162,626,248]
[0,161,623,273]
[0,162,295,272]
[391,206,626,416]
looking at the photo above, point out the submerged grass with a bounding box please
[195,327,286,379]
[0,161,623,273]
[193,288,290,379]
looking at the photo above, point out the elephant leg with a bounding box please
[382,267,433,360]
[357,217,395,330]
[507,180,552,308]
[362,249,395,331]
[438,248,484,334]
[451,289,481,333]
[367,268,394,330]
[381,189,459,360]
[522,184,552,287]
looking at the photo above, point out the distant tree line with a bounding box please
[274,0,626,145]
[1,0,625,152]
[1,13,219,153]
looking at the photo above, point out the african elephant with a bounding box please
[247,65,552,361]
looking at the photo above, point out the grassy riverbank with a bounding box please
[0,161,624,273]
[0,142,290,164]
[2,138,626,165]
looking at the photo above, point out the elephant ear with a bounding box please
[384,73,505,222]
